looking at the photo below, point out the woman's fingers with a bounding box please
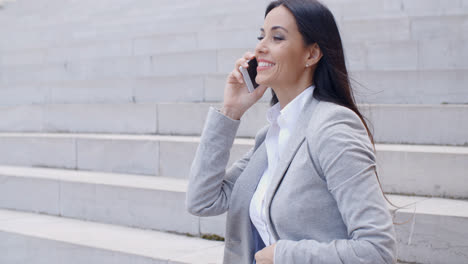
[235,58,244,68]
[232,70,244,84]
[232,52,255,85]
[222,51,262,119]
[236,52,254,70]
[235,58,249,70]
[244,51,255,60]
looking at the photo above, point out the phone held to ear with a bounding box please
[239,58,259,93]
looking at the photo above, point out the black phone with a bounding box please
[239,58,259,93]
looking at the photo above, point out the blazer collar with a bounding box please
[264,94,320,240]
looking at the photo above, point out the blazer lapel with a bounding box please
[238,141,268,194]
[222,138,269,264]
[228,140,268,219]
[264,95,320,240]
[233,125,269,199]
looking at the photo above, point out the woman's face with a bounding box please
[255,5,310,88]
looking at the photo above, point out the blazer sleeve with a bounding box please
[274,107,397,264]
[186,107,255,217]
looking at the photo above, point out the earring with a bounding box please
[306,64,310,67]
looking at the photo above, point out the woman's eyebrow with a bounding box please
[260,26,289,33]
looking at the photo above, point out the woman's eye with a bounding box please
[257,35,284,41]
[273,36,284,41]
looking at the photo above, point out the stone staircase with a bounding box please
[0,0,467,263]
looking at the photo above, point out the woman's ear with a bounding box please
[305,43,323,68]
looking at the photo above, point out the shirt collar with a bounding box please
[266,102,281,125]
[266,85,315,128]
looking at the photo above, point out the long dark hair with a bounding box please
[265,0,401,212]
[266,0,373,142]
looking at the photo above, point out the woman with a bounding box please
[186,0,396,263]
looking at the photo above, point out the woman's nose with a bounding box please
[255,41,268,55]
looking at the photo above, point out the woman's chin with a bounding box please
[255,77,270,87]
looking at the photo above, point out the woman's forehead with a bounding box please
[263,5,297,33]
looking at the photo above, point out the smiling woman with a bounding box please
[186,0,397,264]
[255,5,323,107]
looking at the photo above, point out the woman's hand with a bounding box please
[254,243,276,264]
[222,51,268,120]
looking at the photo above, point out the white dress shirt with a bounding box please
[249,85,315,247]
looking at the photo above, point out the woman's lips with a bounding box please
[257,60,275,71]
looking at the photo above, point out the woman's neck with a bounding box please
[273,81,313,109]
[272,70,315,110]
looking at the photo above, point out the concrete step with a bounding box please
[1,0,465,32]
[0,167,467,263]
[1,37,467,85]
[3,33,468,72]
[0,29,462,67]
[0,50,224,83]
[2,18,467,68]
[0,30,259,66]
[0,132,252,179]
[1,102,467,146]
[0,68,466,105]
[359,103,468,145]
[0,0,17,7]
[327,0,468,20]
[389,195,468,264]
[0,102,159,134]
[0,48,270,84]
[351,70,468,104]
[0,102,264,137]
[0,133,466,198]
[0,75,232,106]
[1,5,467,55]
[0,0,264,28]
[0,165,224,236]
[0,208,224,264]
[0,11,265,52]
[344,38,468,72]
[156,102,467,146]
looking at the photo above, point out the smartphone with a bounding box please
[239,58,259,93]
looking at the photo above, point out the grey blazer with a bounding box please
[186,95,396,264]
